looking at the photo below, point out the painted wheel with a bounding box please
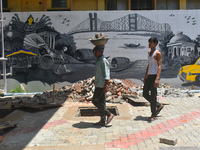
[195,75,200,83]
[39,54,54,70]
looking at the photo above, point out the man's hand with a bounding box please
[143,77,146,83]
[154,79,159,88]
[104,80,110,93]
[104,86,108,93]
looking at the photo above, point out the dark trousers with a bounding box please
[92,88,111,122]
[143,75,161,117]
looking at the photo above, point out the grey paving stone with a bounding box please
[159,135,178,146]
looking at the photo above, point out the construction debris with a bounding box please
[0,121,17,135]
[1,77,196,109]
[11,102,62,109]
[159,135,178,146]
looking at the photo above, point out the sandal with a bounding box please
[148,116,157,121]
[106,113,114,125]
[156,104,164,115]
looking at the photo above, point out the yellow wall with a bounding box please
[46,0,71,11]
[22,0,44,12]
[73,0,97,11]
[97,0,105,10]
[5,0,71,12]
[3,0,190,12]
[179,0,186,9]
[7,0,22,12]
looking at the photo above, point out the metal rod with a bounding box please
[0,0,7,93]
[53,84,55,102]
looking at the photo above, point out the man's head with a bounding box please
[93,45,104,58]
[148,37,158,49]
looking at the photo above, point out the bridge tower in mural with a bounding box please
[67,13,171,35]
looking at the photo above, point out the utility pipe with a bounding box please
[0,0,7,93]
[4,92,43,96]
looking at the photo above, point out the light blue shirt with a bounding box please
[94,55,110,88]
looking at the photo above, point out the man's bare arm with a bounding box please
[154,51,162,87]
[104,80,110,93]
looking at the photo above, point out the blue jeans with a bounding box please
[143,75,161,117]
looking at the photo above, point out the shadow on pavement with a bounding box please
[0,107,61,150]
[182,81,200,87]
[134,116,149,121]
[72,121,112,129]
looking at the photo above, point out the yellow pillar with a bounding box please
[154,0,157,10]
[179,0,186,9]
[195,0,198,9]
[97,0,105,10]
[71,0,73,11]
[128,0,131,10]
[44,0,47,11]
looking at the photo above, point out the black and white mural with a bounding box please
[1,10,200,92]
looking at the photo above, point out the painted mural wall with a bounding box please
[0,10,200,92]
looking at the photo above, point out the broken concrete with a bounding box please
[0,77,195,109]
[159,135,178,146]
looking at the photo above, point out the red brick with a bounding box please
[134,132,143,139]
[134,132,142,137]
[105,142,113,148]
[148,132,158,137]
[113,140,121,144]
[117,92,122,96]
[146,127,154,132]
[121,137,129,142]
[157,123,165,129]
[160,128,168,132]
[162,122,173,129]
[120,143,130,148]
[152,125,159,130]
[128,135,136,141]
[153,130,163,135]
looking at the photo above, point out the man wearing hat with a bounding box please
[92,45,114,126]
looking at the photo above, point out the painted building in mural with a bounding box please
[1,0,200,92]
[167,32,196,59]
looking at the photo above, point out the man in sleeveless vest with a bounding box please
[143,37,164,121]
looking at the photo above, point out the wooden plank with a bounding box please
[0,121,17,130]
[127,97,149,103]
[127,96,170,105]
[11,103,62,109]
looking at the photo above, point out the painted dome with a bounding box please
[5,30,23,40]
[169,32,192,43]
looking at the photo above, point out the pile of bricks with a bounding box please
[28,77,139,104]
[68,77,139,102]
[13,77,195,105]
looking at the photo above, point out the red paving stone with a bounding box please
[42,119,70,129]
[4,119,70,137]
[105,109,200,148]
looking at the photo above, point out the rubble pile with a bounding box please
[159,83,195,98]
[28,77,139,104]
[11,77,195,106]
[69,77,139,103]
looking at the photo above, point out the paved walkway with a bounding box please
[0,94,200,150]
